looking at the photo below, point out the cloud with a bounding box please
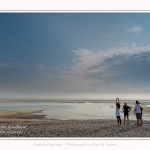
[71,45,150,74]
[43,74,55,78]
[59,45,150,86]
[126,26,142,34]
[20,63,29,66]
[117,42,127,45]
[0,62,13,67]
[132,43,136,47]
[0,62,29,68]
[38,63,46,71]
[109,34,114,38]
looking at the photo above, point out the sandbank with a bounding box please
[0,110,46,122]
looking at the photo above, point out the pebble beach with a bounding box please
[0,119,150,137]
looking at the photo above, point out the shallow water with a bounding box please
[0,100,150,120]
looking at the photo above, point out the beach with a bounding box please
[0,100,150,137]
[0,118,150,137]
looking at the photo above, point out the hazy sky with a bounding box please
[0,13,150,100]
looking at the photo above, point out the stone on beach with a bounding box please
[0,119,150,137]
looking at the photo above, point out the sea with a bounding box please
[0,100,150,120]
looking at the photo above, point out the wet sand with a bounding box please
[0,110,43,118]
[0,109,150,137]
[0,110,46,122]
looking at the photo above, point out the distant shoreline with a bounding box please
[0,99,150,103]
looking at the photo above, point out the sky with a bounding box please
[0,12,150,100]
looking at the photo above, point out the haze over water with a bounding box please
[0,100,150,120]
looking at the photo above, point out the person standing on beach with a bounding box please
[116,98,121,126]
[122,103,131,125]
[134,101,142,126]
[138,101,143,125]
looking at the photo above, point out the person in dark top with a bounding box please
[122,103,131,125]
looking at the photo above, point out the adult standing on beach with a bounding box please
[122,103,131,125]
[138,101,143,126]
[116,98,121,126]
[134,101,142,126]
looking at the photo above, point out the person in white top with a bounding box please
[116,98,121,125]
[138,101,143,125]
[134,101,142,126]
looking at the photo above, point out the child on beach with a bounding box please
[116,98,121,125]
